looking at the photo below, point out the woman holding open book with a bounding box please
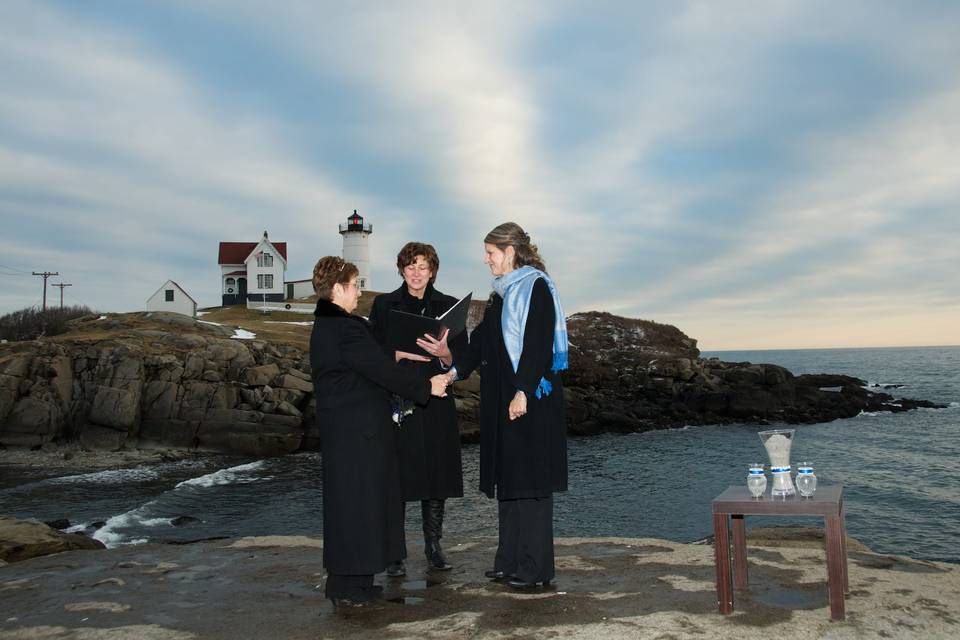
[422,222,568,590]
[368,242,467,575]
[309,256,450,606]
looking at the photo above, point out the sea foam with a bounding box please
[175,460,266,489]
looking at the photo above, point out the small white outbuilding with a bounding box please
[146,280,197,317]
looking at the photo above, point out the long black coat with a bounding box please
[455,278,568,500]
[310,298,431,574]
[368,283,465,501]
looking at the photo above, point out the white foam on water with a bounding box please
[264,321,313,326]
[198,320,222,326]
[97,315,108,320]
[231,328,257,339]
[44,466,161,485]
[175,460,266,489]
[92,502,163,548]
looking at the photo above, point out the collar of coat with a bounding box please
[383,282,436,306]
[313,297,365,322]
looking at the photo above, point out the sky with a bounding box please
[1,1,958,350]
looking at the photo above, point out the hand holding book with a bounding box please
[416,327,452,366]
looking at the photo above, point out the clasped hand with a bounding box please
[508,390,527,421]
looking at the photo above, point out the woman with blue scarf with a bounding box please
[421,222,568,589]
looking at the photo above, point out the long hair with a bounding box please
[484,222,546,272]
[312,256,359,300]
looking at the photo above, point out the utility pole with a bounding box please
[32,271,59,311]
[52,283,72,309]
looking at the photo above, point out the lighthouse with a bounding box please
[339,210,373,290]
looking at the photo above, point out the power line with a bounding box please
[0,263,31,275]
[32,271,59,311]
[52,283,73,309]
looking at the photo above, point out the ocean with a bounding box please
[2,346,958,563]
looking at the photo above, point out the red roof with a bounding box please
[224,270,246,276]
[218,241,287,264]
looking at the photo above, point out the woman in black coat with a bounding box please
[309,256,449,606]
[425,222,568,590]
[368,242,466,574]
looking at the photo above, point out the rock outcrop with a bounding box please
[0,310,944,456]
[0,515,105,562]
[452,311,944,435]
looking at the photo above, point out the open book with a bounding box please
[387,292,473,356]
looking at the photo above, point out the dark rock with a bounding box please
[170,516,199,527]
[44,519,70,530]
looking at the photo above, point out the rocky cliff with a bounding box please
[0,311,943,455]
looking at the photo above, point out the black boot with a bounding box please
[422,499,452,570]
[385,560,406,577]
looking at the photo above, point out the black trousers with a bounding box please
[494,495,555,583]
[324,573,373,599]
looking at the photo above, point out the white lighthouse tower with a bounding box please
[339,210,373,290]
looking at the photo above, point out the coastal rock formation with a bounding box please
[0,516,105,562]
[0,310,944,455]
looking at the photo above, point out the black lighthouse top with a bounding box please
[339,209,373,234]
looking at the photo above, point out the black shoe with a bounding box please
[328,584,384,608]
[507,578,551,590]
[484,570,508,580]
[425,539,452,571]
[422,499,453,570]
[385,561,406,578]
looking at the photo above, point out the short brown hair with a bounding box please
[484,222,546,272]
[312,256,359,300]
[396,242,440,283]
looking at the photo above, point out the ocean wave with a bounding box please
[43,466,162,485]
[90,501,165,548]
[175,460,266,489]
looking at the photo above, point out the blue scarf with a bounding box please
[492,265,568,398]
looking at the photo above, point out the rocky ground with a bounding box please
[1,519,957,640]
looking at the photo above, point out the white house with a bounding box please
[218,231,287,305]
[284,278,314,300]
[146,280,197,317]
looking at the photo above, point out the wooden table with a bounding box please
[712,484,849,621]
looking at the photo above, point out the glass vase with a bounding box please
[758,429,797,498]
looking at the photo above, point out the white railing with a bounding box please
[245,300,314,314]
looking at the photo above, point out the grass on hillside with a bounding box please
[198,291,384,349]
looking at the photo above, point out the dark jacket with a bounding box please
[310,298,431,574]
[455,278,568,500]
[368,283,465,501]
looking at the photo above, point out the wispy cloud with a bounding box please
[1,0,958,348]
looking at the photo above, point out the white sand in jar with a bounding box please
[763,433,792,467]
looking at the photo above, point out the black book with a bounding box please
[387,292,473,356]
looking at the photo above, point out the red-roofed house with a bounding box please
[218,231,288,305]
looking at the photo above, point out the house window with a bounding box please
[165,290,174,302]
[257,274,274,289]
[359,278,366,289]
[256,252,273,267]
[225,278,236,286]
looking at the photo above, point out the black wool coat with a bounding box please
[368,283,465,501]
[455,278,568,500]
[309,298,431,574]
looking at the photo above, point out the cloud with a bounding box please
[1,0,957,348]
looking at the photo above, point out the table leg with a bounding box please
[839,503,849,593]
[825,514,846,621]
[732,514,748,590]
[713,513,733,614]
